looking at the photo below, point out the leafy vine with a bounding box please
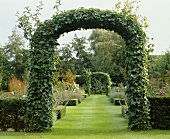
[17,7,151,131]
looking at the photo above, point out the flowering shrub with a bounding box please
[109,83,126,99]
[53,81,84,106]
[8,76,27,93]
[0,91,27,100]
[148,82,170,96]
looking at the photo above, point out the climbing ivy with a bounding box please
[22,8,151,131]
[86,72,111,96]
[85,70,91,96]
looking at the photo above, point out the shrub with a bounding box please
[0,93,26,131]
[63,99,78,106]
[53,105,66,123]
[53,82,84,106]
[109,92,125,99]
[8,76,27,93]
[148,81,170,96]
[53,89,71,105]
[148,96,170,130]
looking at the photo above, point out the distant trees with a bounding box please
[1,28,169,91]
[88,29,126,84]
[0,28,29,90]
[58,29,126,84]
[149,50,170,87]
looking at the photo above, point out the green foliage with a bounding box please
[16,1,44,40]
[148,96,170,129]
[149,50,170,86]
[63,99,78,106]
[121,105,128,119]
[85,70,91,96]
[53,105,66,121]
[0,28,29,90]
[90,72,112,96]
[17,7,150,131]
[1,95,170,139]
[88,29,126,83]
[0,93,26,131]
[59,34,92,75]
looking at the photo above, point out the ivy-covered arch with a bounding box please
[86,72,111,96]
[27,8,151,132]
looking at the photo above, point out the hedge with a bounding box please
[53,105,66,122]
[0,98,26,131]
[148,96,170,130]
[122,97,170,130]
[63,99,79,106]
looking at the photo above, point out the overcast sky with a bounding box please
[0,0,170,55]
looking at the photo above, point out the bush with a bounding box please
[63,99,78,106]
[109,92,125,99]
[8,76,27,92]
[0,93,26,131]
[148,96,170,130]
[109,84,126,101]
[53,105,66,122]
[53,82,84,106]
[121,105,128,120]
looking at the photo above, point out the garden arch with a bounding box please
[27,8,151,132]
[86,72,111,96]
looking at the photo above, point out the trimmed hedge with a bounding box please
[0,98,26,131]
[148,96,170,130]
[82,94,88,98]
[53,105,66,122]
[63,99,78,106]
[0,98,67,131]
[113,98,125,105]
[122,97,170,130]
[121,105,128,120]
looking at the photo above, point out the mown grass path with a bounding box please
[53,95,127,138]
[1,95,170,139]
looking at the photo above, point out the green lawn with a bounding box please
[1,95,170,139]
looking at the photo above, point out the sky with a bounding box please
[0,0,170,55]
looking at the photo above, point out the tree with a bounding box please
[1,28,29,90]
[149,50,170,87]
[88,29,126,84]
[71,34,93,74]
[59,34,93,75]
[59,44,74,74]
[0,46,9,90]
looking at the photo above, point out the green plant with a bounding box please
[0,93,26,131]
[148,96,170,129]
[17,7,151,131]
[147,81,170,97]
[8,76,27,93]
[86,72,112,96]
[109,92,125,99]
